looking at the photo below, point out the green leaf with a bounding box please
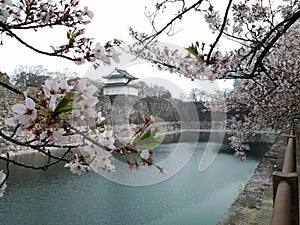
[208,4,214,12]
[141,137,162,149]
[185,43,199,56]
[72,32,78,39]
[138,129,152,141]
[57,105,73,113]
[54,92,73,113]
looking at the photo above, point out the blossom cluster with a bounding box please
[130,0,300,158]
[119,116,164,173]
[1,78,163,196]
[4,78,116,175]
[0,0,93,25]
[128,39,208,80]
[0,0,122,68]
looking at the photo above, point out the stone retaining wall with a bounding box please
[216,131,288,224]
[0,85,35,153]
[0,84,214,153]
[0,84,273,155]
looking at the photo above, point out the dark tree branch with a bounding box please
[0,21,75,62]
[248,9,300,77]
[0,130,79,153]
[7,21,62,30]
[0,150,70,171]
[0,153,10,190]
[206,0,233,65]
[144,0,204,44]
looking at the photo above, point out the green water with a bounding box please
[0,141,267,225]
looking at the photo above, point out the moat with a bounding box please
[0,133,272,225]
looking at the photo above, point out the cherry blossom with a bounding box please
[7,95,37,128]
[0,0,12,22]
[79,97,98,118]
[96,112,105,125]
[64,154,86,176]
[83,6,94,19]
[106,47,121,63]
[130,0,300,158]
[97,130,115,149]
[40,129,66,145]
[92,43,110,64]
[4,115,19,127]
[59,80,73,94]
[42,79,62,100]
[0,1,165,197]
[2,77,163,186]
[140,150,150,160]
[77,78,97,98]
[0,0,122,68]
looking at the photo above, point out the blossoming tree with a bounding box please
[1,0,299,197]
[129,0,300,158]
[0,0,163,197]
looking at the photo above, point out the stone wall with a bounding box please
[0,85,36,153]
[0,84,218,153]
[216,130,290,225]
[100,95,215,127]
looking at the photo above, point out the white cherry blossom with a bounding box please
[83,6,94,19]
[98,130,115,149]
[140,150,150,160]
[64,154,86,176]
[59,80,73,94]
[96,112,105,125]
[10,97,37,128]
[78,78,98,98]
[42,79,61,100]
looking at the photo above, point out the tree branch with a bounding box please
[0,21,75,62]
[249,9,300,77]
[0,153,9,190]
[144,0,204,44]
[0,129,72,162]
[206,0,233,65]
[0,150,70,171]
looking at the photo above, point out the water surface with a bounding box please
[0,141,268,225]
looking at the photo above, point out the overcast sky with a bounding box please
[0,0,233,97]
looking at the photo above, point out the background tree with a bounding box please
[0,71,10,83]
[133,81,172,98]
[10,65,78,86]
[179,92,188,101]
[133,81,150,97]
[11,65,49,86]
[47,68,78,83]
[148,84,172,98]
[188,88,201,102]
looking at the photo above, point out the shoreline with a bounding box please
[0,129,277,158]
[216,130,286,224]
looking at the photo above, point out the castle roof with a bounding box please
[102,68,138,81]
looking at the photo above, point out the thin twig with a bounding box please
[0,150,70,171]
[206,0,233,65]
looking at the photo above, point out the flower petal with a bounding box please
[12,104,26,114]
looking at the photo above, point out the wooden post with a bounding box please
[272,171,298,225]
[270,126,299,225]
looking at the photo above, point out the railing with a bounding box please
[270,127,299,225]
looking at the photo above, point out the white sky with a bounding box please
[0,0,234,98]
